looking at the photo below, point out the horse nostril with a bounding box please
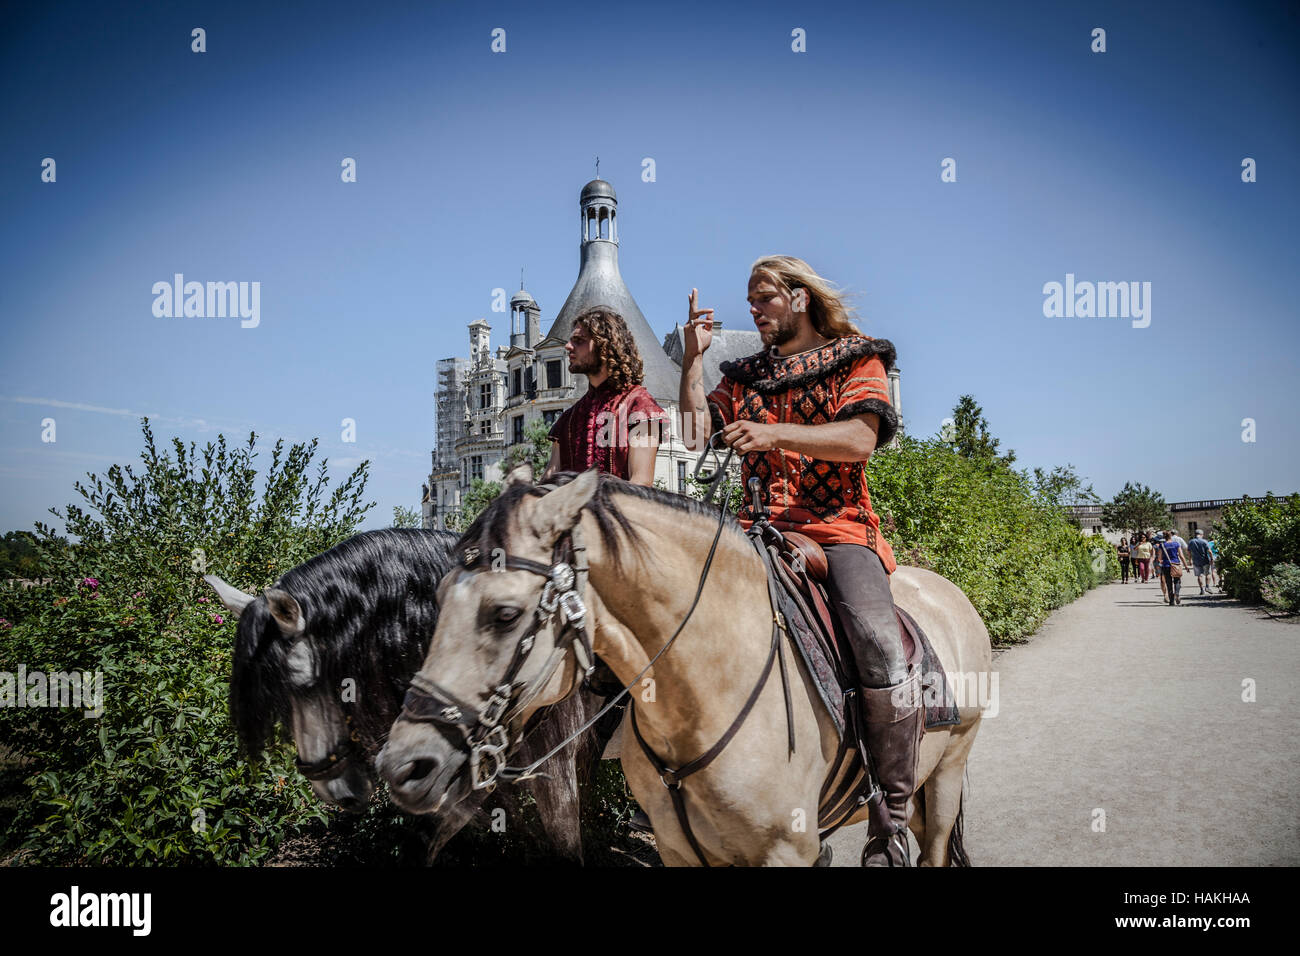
[394,756,439,786]
[409,758,438,782]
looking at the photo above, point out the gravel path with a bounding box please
[828,576,1300,866]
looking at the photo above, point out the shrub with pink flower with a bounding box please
[81,577,99,589]
[212,614,225,625]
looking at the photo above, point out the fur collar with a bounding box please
[718,335,896,395]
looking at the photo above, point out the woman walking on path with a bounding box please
[1135,533,1153,583]
[1118,537,1132,583]
[1153,533,1170,600]
[1157,528,1190,606]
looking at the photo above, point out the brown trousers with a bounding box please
[822,543,909,688]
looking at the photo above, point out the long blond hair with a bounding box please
[749,255,862,339]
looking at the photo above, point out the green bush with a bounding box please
[867,434,1115,644]
[1259,562,1300,614]
[0,419,370,864]
[1214,494,1300,604]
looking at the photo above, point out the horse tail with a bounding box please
[946,784,971,867]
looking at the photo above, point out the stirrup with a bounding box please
[861,829,911,867]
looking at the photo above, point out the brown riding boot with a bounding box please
[859,671,924,867]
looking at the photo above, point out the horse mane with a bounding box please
[228,527,460,756]
[455,471,744,573]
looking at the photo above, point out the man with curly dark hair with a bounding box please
[544,306,668,487]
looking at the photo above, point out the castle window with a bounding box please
[471,456,483,481]
[513,416,524,445]
[543,409,560,427]
[546,359,563,389]
[511,368,522,397]
[677,460,687,493]
[478,383,491,410]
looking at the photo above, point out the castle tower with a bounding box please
[510,286,542,351]
[545,179,681,403]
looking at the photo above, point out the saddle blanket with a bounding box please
[774,583,961,738]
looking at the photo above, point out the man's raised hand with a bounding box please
[684,288,715,358]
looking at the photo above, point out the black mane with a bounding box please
[229,527,459,756]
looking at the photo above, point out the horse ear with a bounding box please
[504,461,534,488]
[527,468,598,541]
[263,588,305,639]
[203,574,255,617]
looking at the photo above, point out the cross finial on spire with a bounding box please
[595,156,600,179]
[520,267,524,290]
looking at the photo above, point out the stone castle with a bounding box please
[422,177,902,531]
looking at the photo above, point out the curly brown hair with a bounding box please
[573,306,644,392]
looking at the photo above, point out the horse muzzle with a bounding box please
[377,721,470,815]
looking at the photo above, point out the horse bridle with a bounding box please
[287,637,365,783]
[294,712,362,782]
[393,523,596,793]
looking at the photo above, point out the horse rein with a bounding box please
[492,452,737,786]
[392,445,793,865]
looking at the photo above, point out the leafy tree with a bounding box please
[1215,493,1300,602]
[1031,465,1099,509]
[0,531,42,579]
[391,505,421,528]
[502,419,554,479]
[946,395,1016,468]
[445,478,504,533]
[0,417,373,864]
[1100,482,1171,538]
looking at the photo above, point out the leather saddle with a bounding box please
[761,529,960,738]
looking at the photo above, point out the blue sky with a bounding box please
[1,0,1297,536]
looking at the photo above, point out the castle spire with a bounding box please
[545,177,680,403]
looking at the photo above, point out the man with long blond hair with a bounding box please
[544,306,668,486]
[678,256,917,866]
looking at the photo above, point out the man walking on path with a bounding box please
[1189,530,1214,594]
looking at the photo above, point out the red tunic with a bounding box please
[548,381,669,480]
[706,335,900,572]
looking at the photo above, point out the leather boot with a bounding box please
[859,671,924,867]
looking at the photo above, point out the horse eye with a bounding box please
[495,606,522,627]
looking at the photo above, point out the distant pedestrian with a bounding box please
[1152,532,1168,600]
[1188,530,1214,594]
[1157,527,1190,606]
[1207,537,1220,588]
[1135,533,1153,583]
[1117,537,1132,583]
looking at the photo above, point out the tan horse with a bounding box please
[378,468,993,866]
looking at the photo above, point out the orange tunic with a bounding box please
[706,335,899,573]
